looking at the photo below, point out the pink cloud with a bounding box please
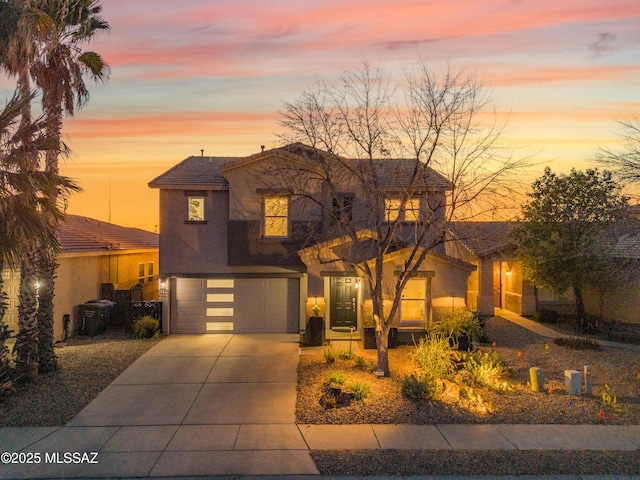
[64,111,279,140]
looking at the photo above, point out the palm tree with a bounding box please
[30,0,109,372]
[0,90,79,379]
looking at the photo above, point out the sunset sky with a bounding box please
[3,0,639,232]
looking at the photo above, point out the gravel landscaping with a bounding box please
[297,316,640,425]
[299,316,640,475]
[0,330,160,427]
[1,317,638,475]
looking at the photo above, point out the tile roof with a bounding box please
[57,215,158,253]
[148,156,230,189]
[371,159,451,189]
[448,222,517,258]
[149,144,451,190]
[612,227,640,259]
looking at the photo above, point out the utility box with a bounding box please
[565,369,581,395]
[529,367,544,392]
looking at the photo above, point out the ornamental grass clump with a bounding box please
[411,332,456,378]
[400,373,430,400]
[433,309,483,349]
[323,371,346,387]
[348,380,372,401]
[463,350,512,392]
[131,316,160,339]
[323,346,338,363]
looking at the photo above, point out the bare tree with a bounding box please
[272,61,528,375]
[595,115,640,185]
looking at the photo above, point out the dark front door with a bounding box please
[330,277,358,329]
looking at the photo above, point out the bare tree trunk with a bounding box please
[573,285,587,333]
[375,327,390,377]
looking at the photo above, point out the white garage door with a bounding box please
[173,277,299,334]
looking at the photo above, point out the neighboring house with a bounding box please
[583,227,640,325]
[149,143,482,338]
[447,222,535,317]
[2,215,159,342]
[447,222,580,318]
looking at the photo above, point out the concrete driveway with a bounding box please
[2,333,319,478]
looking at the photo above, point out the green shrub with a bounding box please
[411,332,456,378]
[132,316,160,339]
[348,381,372,401]
[400,374,429,400]
[534,309,558,324]
[433,309,482,348]
[323,346,338,363]
[338,350,355,361]
[353,355,367,369]
[554,336,602,351]
[323,371,346,387]
[464,350,511,391]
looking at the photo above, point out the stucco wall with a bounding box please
[159,189,229,275]
[56,250,159,340]
[583,280,640,325]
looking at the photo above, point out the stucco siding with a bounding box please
[159,189,229,275]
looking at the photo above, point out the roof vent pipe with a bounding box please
[261,145,265,152]
[201,149,204,156]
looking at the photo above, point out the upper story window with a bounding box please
[332,194,354,223]
[188,196,205,221]
[263,195,289,237]
[385,197,420,222]
[147,262,155,283]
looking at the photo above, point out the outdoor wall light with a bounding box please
[159,279,168,298]
[355,278,361,289]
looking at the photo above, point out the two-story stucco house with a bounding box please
[150,143,497,339]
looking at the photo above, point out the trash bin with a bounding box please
[78,300,116,336]
[306,316,324,346]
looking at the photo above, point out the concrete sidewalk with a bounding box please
[2,422,640,478]
[1,324,639,478]
[0,334,318,478]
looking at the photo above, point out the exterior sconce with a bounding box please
[355,278,361,289]
[159,279,168,298]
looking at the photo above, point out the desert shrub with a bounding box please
[353,355,367,369]
[411,332,456,378]
[323,346,337,363]
[464,350,511,392]
[400,374,430,400]
[323,371,346,387]
[348,381,372,401]
[131,316,160,339]
[554,336,602,351]
[338,350,355,361]
[433,309,482,348]
[534,309,558,324]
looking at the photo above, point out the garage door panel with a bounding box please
[174,277,299,334]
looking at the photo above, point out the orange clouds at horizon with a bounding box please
[3,0,638,231]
